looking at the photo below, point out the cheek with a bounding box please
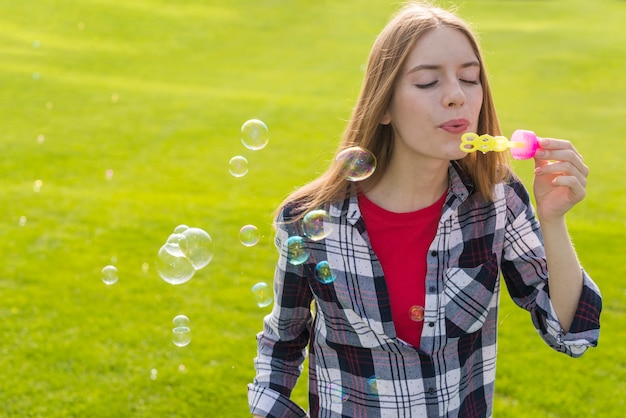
[471,92,484,118]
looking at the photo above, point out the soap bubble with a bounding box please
[173,224,189,234]
[315,261,336,284]
[285,235,310,265]
[37,134,45,144]
[150,368,158,381]
[18,216,27,227]
[33,179,43,193]
[101,265,119,285]
[367,376,379,396]
[172,315,191,347]
[239,224,260,247]
[241,119,269,150]
[156,243,195,285]
[105,169,114,181]
[251,282,273,308]
[302,209,332,241]
[164,233,187,257]
[156,226,213,284]
[408,305,424,322]
[336,146,376,181]
[180,227,214,270]
[229,155,248,177]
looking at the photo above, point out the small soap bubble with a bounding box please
[150,368,158,381]
[178,364,187,373]
[37,134,45,144]
[105,169,114,181]
[101,265,119,285]
[164,233,187,256]
[33,179,43,193]
[241,119,269,150]
[18,216,27,227]
[141,262,150,273]
[285,235,310,265]
[32,72,40,80]
[336,146,376,181]
[156,244,195,285]
[172,315,191,347]
[33,40,41,48]
[408,305,425,322]
[329,381,349,403]
[315,261,336,284]
[173,224,189,234]
[180,227,214,270]
[367,376,379,396]
[302,209,332,241]
[228,155,248,177]
[239,224,260,247]
[251,282,273,308]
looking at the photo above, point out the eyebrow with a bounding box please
[407,61,480,75]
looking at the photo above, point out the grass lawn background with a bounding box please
[0,0,624,416]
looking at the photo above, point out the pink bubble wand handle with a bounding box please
[460,130,540,160]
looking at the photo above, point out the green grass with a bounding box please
[0,0,624,416]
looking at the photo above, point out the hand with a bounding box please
[532,137,589,223]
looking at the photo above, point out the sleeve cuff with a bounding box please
[532,270,602,357]
[248,383,308,418]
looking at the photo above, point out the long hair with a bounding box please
[276,2,511,223]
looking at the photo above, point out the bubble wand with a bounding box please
[460,130,541,160]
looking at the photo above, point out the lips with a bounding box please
[439,119,470,134]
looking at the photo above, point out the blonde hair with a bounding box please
[276,2,511,222]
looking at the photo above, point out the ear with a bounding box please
[380,111,391,125]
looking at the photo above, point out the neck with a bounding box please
[363,157,449,213]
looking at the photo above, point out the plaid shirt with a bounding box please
[248,162,602,418]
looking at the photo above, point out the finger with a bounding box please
[551,175,587,203]
[534,145,588,177]
[537,137,579,152]
[534,157,588,183]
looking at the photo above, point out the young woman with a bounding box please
[248,3,602,417]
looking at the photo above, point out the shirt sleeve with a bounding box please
[500,180,602,358]
[248,207,313,417]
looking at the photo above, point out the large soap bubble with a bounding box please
[336,146,376,181]
[156,226,214,285]
[241,119,269,150]
[302,209,333,241]
[156,243,195,285]
[180,227,214,270]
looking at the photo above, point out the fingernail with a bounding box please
[535,150,546,158]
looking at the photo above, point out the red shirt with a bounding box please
[358,191,446,348]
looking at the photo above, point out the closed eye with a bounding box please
[460,79,479,85]
[415,81,438,89]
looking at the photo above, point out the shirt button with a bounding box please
[427,387,436,395]
[428,322,435,327]
[428,286,436,293]
[430,251,437,257]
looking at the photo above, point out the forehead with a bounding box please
[405,26,479,69]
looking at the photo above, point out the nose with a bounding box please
[443,79,466,108]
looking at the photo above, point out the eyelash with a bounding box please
[415,79,479,89]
